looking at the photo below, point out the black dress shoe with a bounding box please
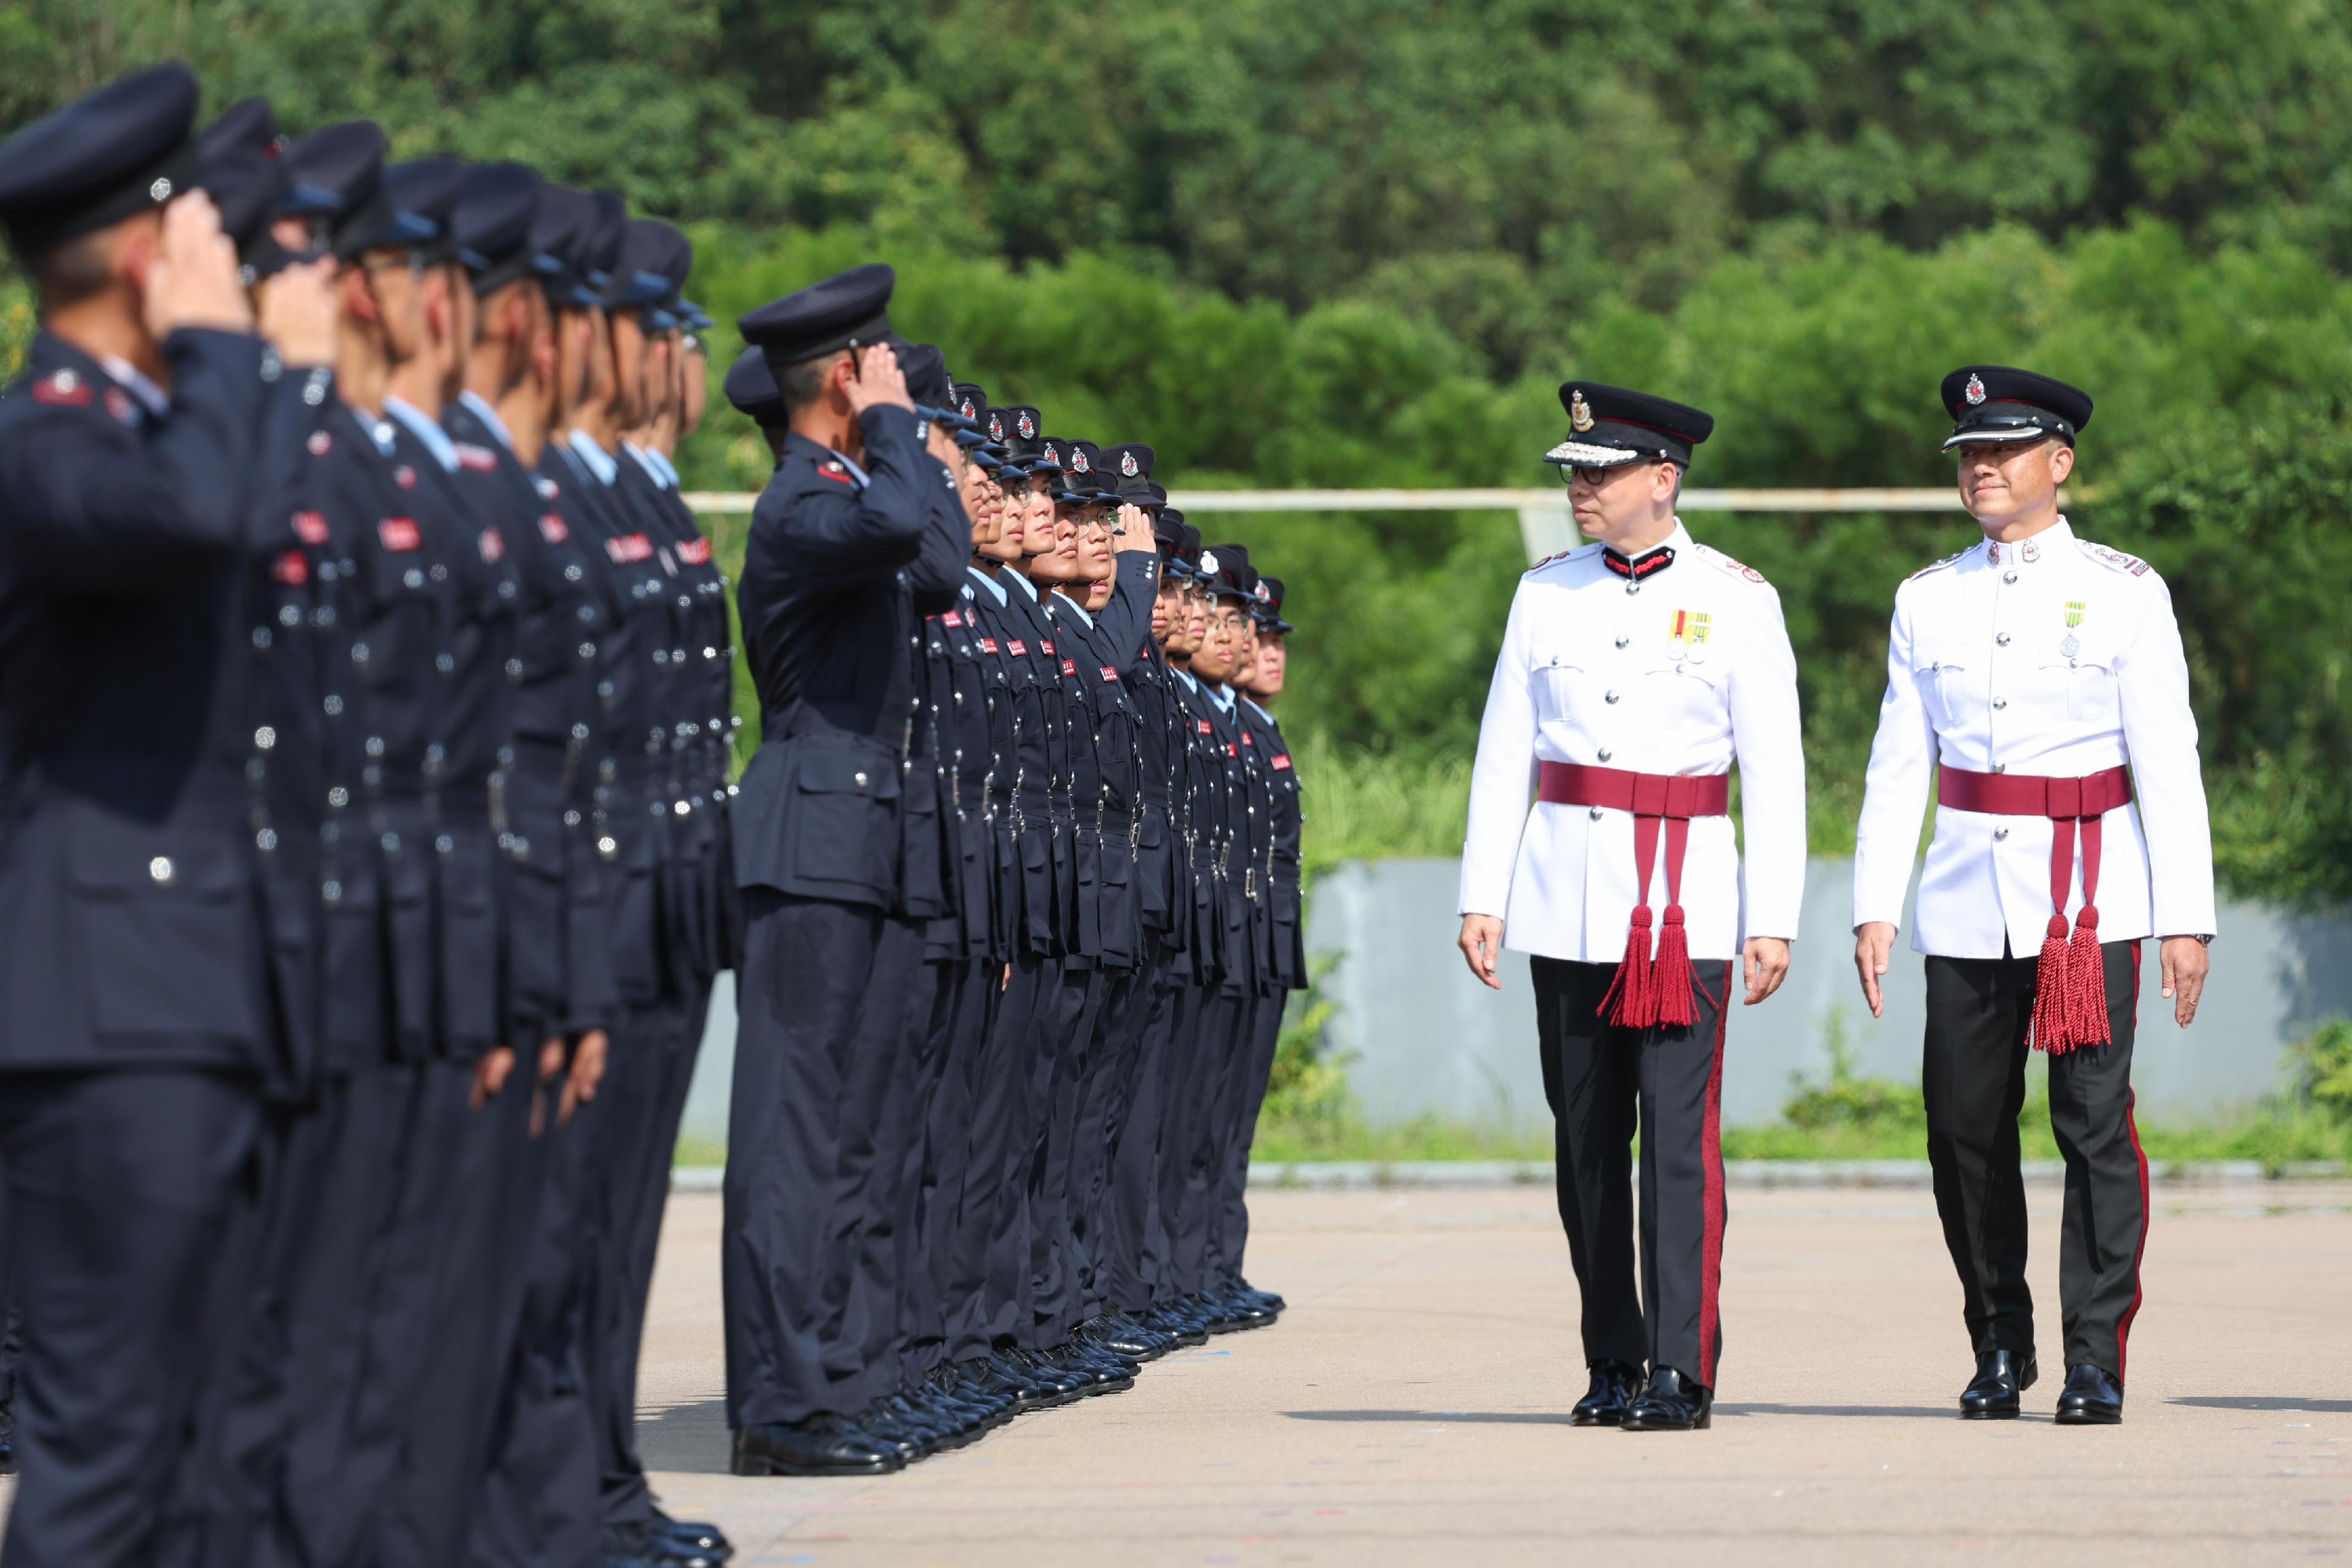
[1236,1278,1285,1313]
[2053,1363,2124,1425]
[1959,1349,2037,1420]
[1571,1360,1645,1427]
[1619,1366,1712,1432]
[731,1416,904,1477]
[650,1510,731,1562]
[604,1522,721,1568]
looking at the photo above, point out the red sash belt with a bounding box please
[1539,763,1729,1030]
[1938,763,2134,1054]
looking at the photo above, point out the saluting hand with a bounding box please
[1853,920,1896,1019]
[255,256,340,369]
[2160,935,2209,1028]
[843,342,914,415]
[1458,913,1504,991]
[1111,502,1157,555]
[142,192,253,339]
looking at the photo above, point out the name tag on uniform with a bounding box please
[1099,666,1118,681]
[1225,743,1237,757]
[942,610,964,627]
[606,533,654,564]
[980,638,999,654]
[1061,658,1077,676]
[676,537,712,565]
[1197,720,1212,734]
[379,517,421,552]
[1241,732,1254,745]
[1272,754,1292,770]
[1008,640,1028,656]
[1041,640,1055,656]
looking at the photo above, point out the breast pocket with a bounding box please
[789,743,901,893]
[68,829,259,1042]
[1527,641,1591,717]
[2043,645,2120,724]
[1910,643,1976,729]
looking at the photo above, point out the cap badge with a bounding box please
[1073,450,1090,473]
[1569,391,1595,433]
[1198,550,1220,576]
[961,397,975,419]
[1042,441,1058,465]
[988,413,1005,440]
[1965,373,1987,406]
[1017,411,1035,439]
[1254,581,1271,602]
[1120,451,1140,477]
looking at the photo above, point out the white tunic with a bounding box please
[1852,517,2216,957]
[1458,522,1808,962]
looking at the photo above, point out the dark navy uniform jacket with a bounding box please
[1239,697,1304,992]
[0,327,279,1072]
[731,409,965,913]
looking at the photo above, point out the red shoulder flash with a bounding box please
[538,514,569,544]
[379,517,421,553]
[31,373,91,407]
[292,510,330,546]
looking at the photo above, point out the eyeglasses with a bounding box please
[1557,459,1658,489]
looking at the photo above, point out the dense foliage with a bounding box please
[4,1,2347,901]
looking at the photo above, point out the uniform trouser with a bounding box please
[0,1068,260,1568]
[899,954,990,1384]
[596,988,711,1529]
[946,950,1045,1359]
[1075,965,1156,1320]
[466,1061,604,1568]
[1104,968,1184,1311]
[380,1057,547,1568]
[1209,988,1288,1286]
[1140,979,1201,1304]
[1028,967,1110,1345]
[724,892,922,1426]
[1923,940,2149,1380]
[1167,987,1244,1296]
[1532,956,1732,1389]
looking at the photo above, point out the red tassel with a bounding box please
[2067,904,2110,1049]
[1652,904,1697,1027]
[1598,907,1656,1028]
[2030,913,2076,1055]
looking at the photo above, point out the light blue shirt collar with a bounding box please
[567,428,619,486]
[1003,567,1040,601]
[965,566,1008,606]
[1172,668,1199,692]
[1242,697,1274,724]
[1204,680,1237,713]
[97,354,169,418]
[457,389,514,452]
[649,448,681,486]
[624,443,671,490]
[1051,591,1094,628]
[383,396,460,473]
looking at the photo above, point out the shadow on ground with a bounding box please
[1283,1403,1967,1424]
[2169,1396,2352,1413]
[639,1398,731,1474]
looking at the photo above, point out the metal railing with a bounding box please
[682,484,2013,564]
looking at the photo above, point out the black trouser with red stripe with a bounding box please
[1532,957,1730,1390]
[1923,940,2147,1382]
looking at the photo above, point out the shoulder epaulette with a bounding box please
[1907,547,1969,582]
[2077,537,2153,577]
[1524,541,1601,575]
[1693,542,1768,585]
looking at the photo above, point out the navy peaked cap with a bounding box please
[737,263,895,363]
[724,346,786,427]
[1544,382,1714,472]
[450,162,543,285]
[1939,366,2093,450]
[200,98,283,164]
[0,63,201,254]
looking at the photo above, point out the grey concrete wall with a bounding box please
[678,857,2352,1147]
[1304,857,2352,1129]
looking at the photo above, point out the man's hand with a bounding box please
[255,256,339,368]
[2159,935,2209,1028]
[1742,937,1791,1006]
[1458,914,1504,991]
[842,342,913,416]
[143,192,253,338]
[1111,502,1157,554]
[1853,921,1897,1019]
[470,1046,516,1110]
[560,1028,609,1126]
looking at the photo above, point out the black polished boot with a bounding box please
[1959,1349,2037,1420]
[731,1416,905,1477]
[1571,1360,1645,1427]
[2053,1363,2124,1425]
[650,1509,731,1562]
[1619,1366,1712,1432]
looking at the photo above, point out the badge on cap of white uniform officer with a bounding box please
[1544,383,1715,474]
[1938,366,2094,452]
[0,62,202,259]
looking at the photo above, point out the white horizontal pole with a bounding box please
[682,484,2039,516]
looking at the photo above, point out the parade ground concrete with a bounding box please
[631,1180,2352,1567]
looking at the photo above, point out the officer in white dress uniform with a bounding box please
[1459,383,1806,1432]
[1852,366,2214,1426]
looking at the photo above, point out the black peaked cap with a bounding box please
[528,185,602,308]
[899,343,958,416]
[582,192,626,287]
[724,346,786,427]
[1202,542,1255,600]
[992,406,1055,474]
[451,162,543,288]
[196,146,305,277]
[737,263,896,365]
[1545,382,1715,471]
[385,156,463,263]
[288,123,436,258]
[201,97,282,163]
[1939,366,2093,450]
[606,216,677,309]
[0,62,201,254]
[1101,442,1157,497]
